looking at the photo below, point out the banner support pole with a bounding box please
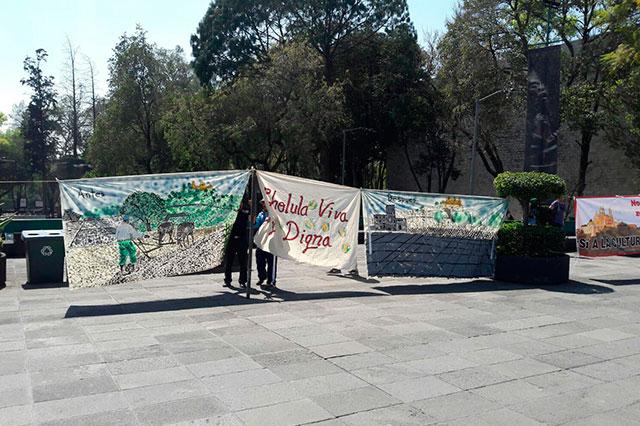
[246,167,257,299]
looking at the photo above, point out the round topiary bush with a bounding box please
[493,172,566,222]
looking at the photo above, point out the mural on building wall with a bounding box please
[59,171,250,288]
[524,44,561,174]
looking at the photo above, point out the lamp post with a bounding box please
[341,127,375,185]
[468,89,505,195]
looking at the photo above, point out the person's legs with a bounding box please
[224,239,237,285]
[266,252,274,285]
[128,242,137,268]
[237,241,248,285]
[118,241,129,272]
[256,248,267,283]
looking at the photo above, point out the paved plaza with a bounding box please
[1,249,640,425]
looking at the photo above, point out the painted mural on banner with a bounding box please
[576,196,640,257]
[254,171,360,271]
[59,171,250,288]
[362,190,508,277]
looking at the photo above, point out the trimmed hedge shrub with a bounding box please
[496,221,566,257]
[494,171,567,223]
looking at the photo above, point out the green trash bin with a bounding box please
[21,230,65,284]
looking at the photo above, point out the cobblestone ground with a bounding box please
[1,249,639,425]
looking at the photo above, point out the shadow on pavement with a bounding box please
[594,278,640,286]
[65,292,269,318]
[22,282,69,290]
[374,279,614,296]
[65,288,384,318]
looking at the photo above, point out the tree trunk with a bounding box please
[576,132,593,196]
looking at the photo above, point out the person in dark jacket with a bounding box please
[254,200,276,287]
[224,197,250,287]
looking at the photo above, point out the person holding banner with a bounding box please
[549,195,567,227]
[254,199,276,288]
[223,196,250,288]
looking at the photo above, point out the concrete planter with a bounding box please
[494,253,570,285]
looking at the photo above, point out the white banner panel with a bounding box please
[254,171,360,270]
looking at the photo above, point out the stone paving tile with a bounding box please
[378,375,461,402]
[309,341,373,359]
[269,359,343,381]
[437,365,512,390]
[173,347,242,365]
[290,372,369,397]
[122,379,210,408]
[235,398,333,426]
[471,379,549,405]
[0,386,31,409]
[327,351,394,370]
[0,404,33,426]
[0,372,29,391]
[534,349,605,369]
[446,408,544,426]
[37,409,139,426]
[251,348,321,368]
[311,386,400,417]
[350,362,424,385]
[201,368,282,392]
[33,391,129,424]
[411,390,501,422]
[32,375,118,403]
[578,328,637,342]
[571,359,640,382]
[215,381,302,411]
[134,395,228,425]
[339,403,433,425]
[524,370,603,394]
[187,356,263,378]
[106,354,180,375]
[396,354,479,375]
[510,393,610,424]
[114,366,195,389]
[485,357,560,380]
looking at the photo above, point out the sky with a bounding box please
[0,0,459,119]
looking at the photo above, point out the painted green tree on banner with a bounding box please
[120,192,165,231]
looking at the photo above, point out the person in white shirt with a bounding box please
[115,215,144,273]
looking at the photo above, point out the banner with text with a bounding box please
[362,190,508,277]
[59,170,250,288]
[576,196,640,257]
[254,171,360,271]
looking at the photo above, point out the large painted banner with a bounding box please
[59,171,250,288]
[362,190,508,277]
[254,171,360,271]
[576,196,640,257]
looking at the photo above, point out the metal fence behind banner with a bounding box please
[0,181,61,218]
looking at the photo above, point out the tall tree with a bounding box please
[59,36,90,157]
[87,26,192,176]
[20,49,58,177]
[602,0,640,167]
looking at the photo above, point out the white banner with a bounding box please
[254,171,360,270]
[576,195,640,257]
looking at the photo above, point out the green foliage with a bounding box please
[494,172,566,222]
[20,49,58,177]
[497,221,566,257]
[120,192,166,231]
[494,172,566,201]
[86,26,194,176]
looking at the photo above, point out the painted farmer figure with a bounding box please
[115,215,144,272]
[254,200,276,288]
[224,197,250,287]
